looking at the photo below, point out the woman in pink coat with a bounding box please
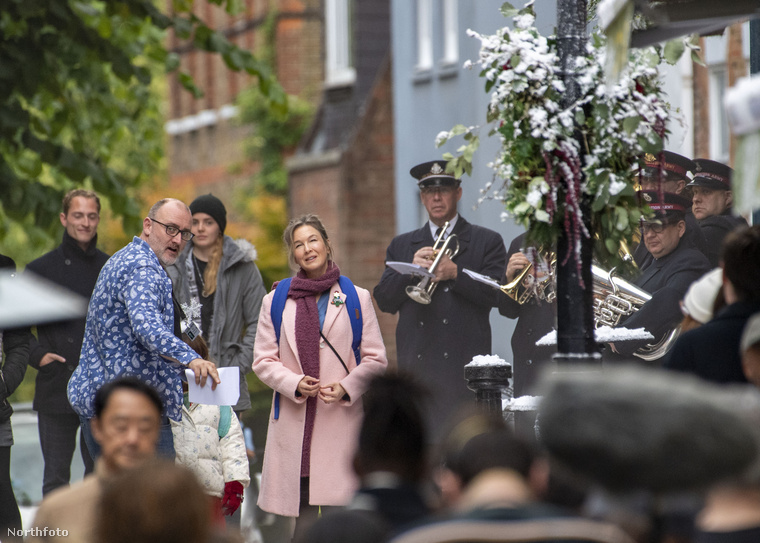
[253,214,388,539]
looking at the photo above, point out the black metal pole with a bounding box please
[554,0,599,363]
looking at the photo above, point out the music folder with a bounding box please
[385,261,435,278]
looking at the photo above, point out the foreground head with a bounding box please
[411,160,462,226]
[91,377,163,473]
[742,314,760,388]
[96,459,210,543]
[189,193,226,251]
[689,159,733,220]
[721,225,760,304]
[61,189,101,249]
[354,373,429,483]
[142,198,193,267]
[639,191,688,260]
[283,214,333,278]
[638,151,695,195]
[538,365,760,494]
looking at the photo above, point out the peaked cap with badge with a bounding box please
[687,159,733,191]
[410,160,461,188]
[638,190,689,220]
[641,151,696,182]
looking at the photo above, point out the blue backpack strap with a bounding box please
[218,405,232,439]
[338,276,363,365]
[270,277,292,420]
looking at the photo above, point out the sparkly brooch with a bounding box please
[332,291,344,306]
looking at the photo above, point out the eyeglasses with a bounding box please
[639,221,670,235]
[150,218,194,241]
[420,186,455,196]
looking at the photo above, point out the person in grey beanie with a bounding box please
[167,193,267,414]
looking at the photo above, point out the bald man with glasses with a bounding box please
[68,198,220,461]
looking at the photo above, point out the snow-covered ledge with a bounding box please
[535,326,654,346]
[464,355,512,416]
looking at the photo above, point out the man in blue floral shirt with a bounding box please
[68,198,219,459]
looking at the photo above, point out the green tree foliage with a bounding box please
[0,0,286,262]
[237,91,313,196]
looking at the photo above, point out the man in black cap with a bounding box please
[688,159,748,267]
[374,160,507,440]
[609,191,710,361]
[634,151,707,268]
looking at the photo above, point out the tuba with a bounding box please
[502,251,557,304]
[406,222,459,305]
[591,264,680,360]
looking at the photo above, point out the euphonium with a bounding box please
[406,222,460,305]
[502,251,557,305]
[591,264,680,360]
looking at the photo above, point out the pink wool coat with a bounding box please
[253,282,388,517]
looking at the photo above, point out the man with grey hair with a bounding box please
[68,199,220,460]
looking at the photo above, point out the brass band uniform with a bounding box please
[374,160,507,438]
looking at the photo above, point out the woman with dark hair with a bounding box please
[252,214,387,540]
[168,194,267,414]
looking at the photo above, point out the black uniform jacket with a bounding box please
[497,233,557,396]
[699,210,748,267]
[616,238,711,357]
[374,216,507,430]
[664,300,760,384]
[25,231,109,413]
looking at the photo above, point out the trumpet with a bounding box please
[502,251,557,305]
[406,222,459,305]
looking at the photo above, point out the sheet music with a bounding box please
[385,261,435,278]
[462,268,502,289]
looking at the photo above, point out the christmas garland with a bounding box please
[437,1,683,268]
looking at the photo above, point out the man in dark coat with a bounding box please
[497,233,556,438]
[634,151,707,268]
[665,225,760,383]
[610,191,711,361]
[688,158,748,267]
[25,189,109,494]
[374,160,507,440]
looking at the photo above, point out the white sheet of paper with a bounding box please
[385,261,435,278]
[185,367,240,406]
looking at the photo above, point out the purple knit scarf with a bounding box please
[288,261,341,476]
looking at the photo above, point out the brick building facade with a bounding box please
[166,0,323,199]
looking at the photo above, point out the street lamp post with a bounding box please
[555,0,600,364]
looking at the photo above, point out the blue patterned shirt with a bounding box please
[67,237,199,421]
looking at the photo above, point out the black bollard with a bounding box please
[464,358,513,418]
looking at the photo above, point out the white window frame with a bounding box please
[416,0,433,72]
[325,0,355,87]
[440,0,458,66]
